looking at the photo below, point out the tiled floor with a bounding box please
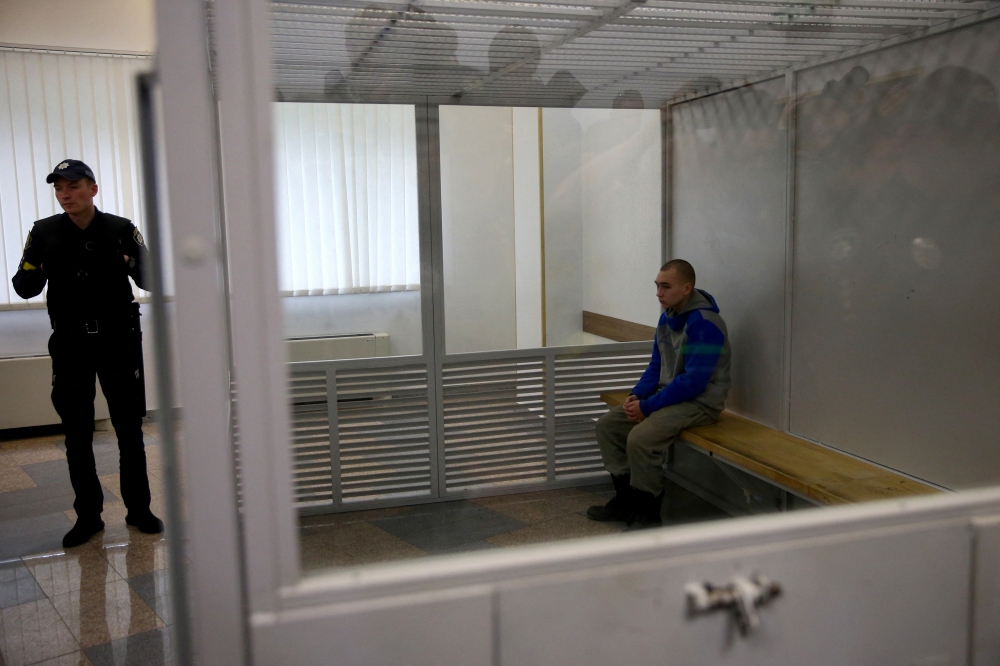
[299,481,730,575]
[2,423,730,664]
[0,424,171,666]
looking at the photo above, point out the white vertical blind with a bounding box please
[0,49,151,309]
[272,103,420,295]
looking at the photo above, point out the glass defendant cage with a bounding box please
[149,0,1000,662]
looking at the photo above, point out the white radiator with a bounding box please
[287,333,390,362]
[0,356,111,430]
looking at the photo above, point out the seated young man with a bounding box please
[587,259,731,530]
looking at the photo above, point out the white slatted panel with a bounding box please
[0,49,152,308]
[553,348,650,479]
[442,358,547,492]
[289,370,334,506]
[335,364,433,503]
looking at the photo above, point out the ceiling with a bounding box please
[268,0,996,107]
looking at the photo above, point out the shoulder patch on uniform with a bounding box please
[23,232,32,250]
[133,228,144,246]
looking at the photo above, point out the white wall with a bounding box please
[439,106,518,355]
[282,291,422,357]
[0,0,155,53]
[512,107,543,349]
[579,109,662,329]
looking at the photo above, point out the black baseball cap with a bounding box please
[46,159,96,184]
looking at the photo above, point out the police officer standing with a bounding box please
[12,160,163,548]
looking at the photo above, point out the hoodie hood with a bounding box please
[664,289,719,329]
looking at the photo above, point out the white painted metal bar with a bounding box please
[325,369,342,508]
[154,0,248,662]
[213,0,300,614]
[781,68,796,433]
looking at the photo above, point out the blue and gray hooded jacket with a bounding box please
[631,289,731,417]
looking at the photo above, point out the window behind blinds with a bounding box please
[272,103,420,296]
[0,49,151,309]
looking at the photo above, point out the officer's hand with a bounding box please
[123,254,129,263]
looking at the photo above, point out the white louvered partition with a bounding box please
[442,355,549,492]
[554,347,652,479]
[288,341,649,513]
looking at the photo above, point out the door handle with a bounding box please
[685,574,782,635]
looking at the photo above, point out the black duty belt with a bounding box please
[52,317,132,335]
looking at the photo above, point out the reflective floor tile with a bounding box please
[0,560,47,609]
[23,547,122,598]
[103,540,168,580]
[0,598,80,666]
[0,460,36,493]
[485,513,623,548]
[0,440,66,466]
[51,579,164,649]
[33,650,94,665]
[299,521,426,573]
[472,489,609,525]
[84,627,172,666]
[127,571,172,626]
[370,501,526,554]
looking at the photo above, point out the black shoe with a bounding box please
[586,474,634,522]
[63,518,105,548]
[626,490,664,531]
[126,511,164,534]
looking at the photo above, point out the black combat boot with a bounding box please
[62,517,105,548]
[586,474,634,522]
[625,489,664,531]
[126,511,164,535]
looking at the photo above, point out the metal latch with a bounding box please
[685,574,782,635]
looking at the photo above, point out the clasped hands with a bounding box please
[623,394,645,423]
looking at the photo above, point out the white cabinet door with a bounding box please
[498,522,969,665]
[250,496,1000,666]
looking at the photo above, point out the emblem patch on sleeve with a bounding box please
[133,228,144,246]
[23,232,31,250]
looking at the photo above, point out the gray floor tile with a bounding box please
[84,627,173,666]
[0,484,76,511]
[21,460,73,487]
[0,526,67,560]
[0,512,74,539]
[662,483,730,525]
[371,501,526,554]
[0,560,47,609]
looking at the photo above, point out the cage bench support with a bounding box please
[598,391,940,505]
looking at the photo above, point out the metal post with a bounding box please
[153,0,248,659]
[136,71,194,666]
[545,351,557,482]
[781,69,798,433]
[415,101,448,498]
[661,105,673,265]
[326,369,342,507]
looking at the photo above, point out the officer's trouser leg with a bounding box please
[96,329,151,516]
[49,332,104,521]
[596,401,719,494]
[625,402,717,494]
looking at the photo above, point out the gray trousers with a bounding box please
[596,401,717,494]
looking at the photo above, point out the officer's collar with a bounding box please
[62,207,103,230]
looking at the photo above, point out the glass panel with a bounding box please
[440,105,663,354]
[790,20,1000,491]
[273,103,423,360]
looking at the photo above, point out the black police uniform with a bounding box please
[11,165,155,536]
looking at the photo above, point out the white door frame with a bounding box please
[154,0,1000,663]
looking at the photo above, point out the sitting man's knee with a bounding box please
[595,409,616,436]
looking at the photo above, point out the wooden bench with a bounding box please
[598,390,939,505]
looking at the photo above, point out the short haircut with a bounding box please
[660,259,696,286]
